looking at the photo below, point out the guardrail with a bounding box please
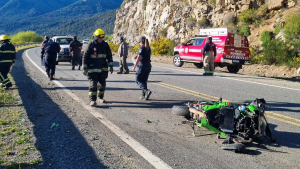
[14,42,41,48]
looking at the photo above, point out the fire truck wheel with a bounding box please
[172,105,190,117]
[173,54,184,67]
[227,65,240,73]
[194,63,203,68]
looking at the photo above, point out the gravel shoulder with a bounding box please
[4,49,146,169]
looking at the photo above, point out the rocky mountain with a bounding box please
[0,0,123,38]
[112,0,297,46]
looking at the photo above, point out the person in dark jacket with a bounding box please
[41,36,49,48]
[202,36,217,76]
[0,35,16,89]
[69,36,83,70]
[41,39,61,80]
[132,36,152,100]
[83,28,114,107]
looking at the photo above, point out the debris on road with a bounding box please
[51,123,59,129]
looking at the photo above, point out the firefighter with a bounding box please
[117,36,129,74]
[202,36,216,76]
[69,36,83,70]
[41,39,61,80]
[0,35,16,89]
[132,36,152,100]
[83,29,113,107]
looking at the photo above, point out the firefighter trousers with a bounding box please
[136,63,151,90]
[0,65,12,88]
[204,52,215,75]
[119,56,129,73]
[88,72,108,101]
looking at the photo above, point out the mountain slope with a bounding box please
[0,0,122,38]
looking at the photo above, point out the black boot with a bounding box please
[145,89,152,100]
[72,66,75,70]
[139,90,146,100]
[78,66,81,70]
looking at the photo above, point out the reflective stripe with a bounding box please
[3,78,9,82]
[108,62,113,66]
[88,68,108,73]
[90,54,106,58]
[0,50,16,53]
[4,80,11,85]
[89,92,97,96]
[0,60,13,63]
[0,73,4,80]
[98,91,105,95]
[88,69,102,73]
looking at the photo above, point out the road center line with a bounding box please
[152,63,300,92]
[123,73,300,127]
[25,49,172,169]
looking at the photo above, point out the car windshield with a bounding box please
[56,38,72,44]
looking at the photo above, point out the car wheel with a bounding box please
[227,65,240,73]
[194,63,203,69]
[173,54,184,67]
[172,105,190,117]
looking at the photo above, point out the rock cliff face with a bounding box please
[112,0,295,46]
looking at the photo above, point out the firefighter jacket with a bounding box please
[202,41,217,57]
[0,40,16,66]
[83,40,113,73]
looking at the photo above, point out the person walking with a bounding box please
[82,28,114,107]
[117,37,129,74]
[202,36,216,76]
[0,35,16,89]
[132,36,152,100]
[69,36,83,70]
[41,39,61,80]
[41,36,49,48]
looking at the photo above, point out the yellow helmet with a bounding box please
[93,29,105,38]
[0,35,10,41]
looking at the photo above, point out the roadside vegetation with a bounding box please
[0,45,42,167]
[10,31,43,44]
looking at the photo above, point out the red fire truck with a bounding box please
[173,28,250,73]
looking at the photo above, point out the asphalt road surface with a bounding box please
[19,47,300,168]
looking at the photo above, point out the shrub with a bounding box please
[159,27,168,37]
[143,0,147,10]
[249,48,259,64]
[131,44,140,53]
[238,9,257,24]
[274,24,281,35]
[104,34,112,41]
[10,31,43,44]
[117,22,122,29]
[238,25,251,36]
[223,12,236,26]
[260,30,272,44]
[108,42,120,52]
[151,37,176,56]
[187,17,197,29]
[284,13,300,42]
[197,18,208,28]
[209,0,216,7]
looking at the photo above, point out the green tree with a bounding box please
[284,13,300,42]
[10,31,43,44]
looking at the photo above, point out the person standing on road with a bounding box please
[132,36,152,100]
[202,36,217,76]
[69,36,83,70]
[117,37,129,74]
[41,39,61,80]
[82,28,114,107]
[0,35,16,89]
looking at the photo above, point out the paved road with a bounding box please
[23,47,300,169]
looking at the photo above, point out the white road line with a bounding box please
[25,49,172,169]
[152,63,300,92]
